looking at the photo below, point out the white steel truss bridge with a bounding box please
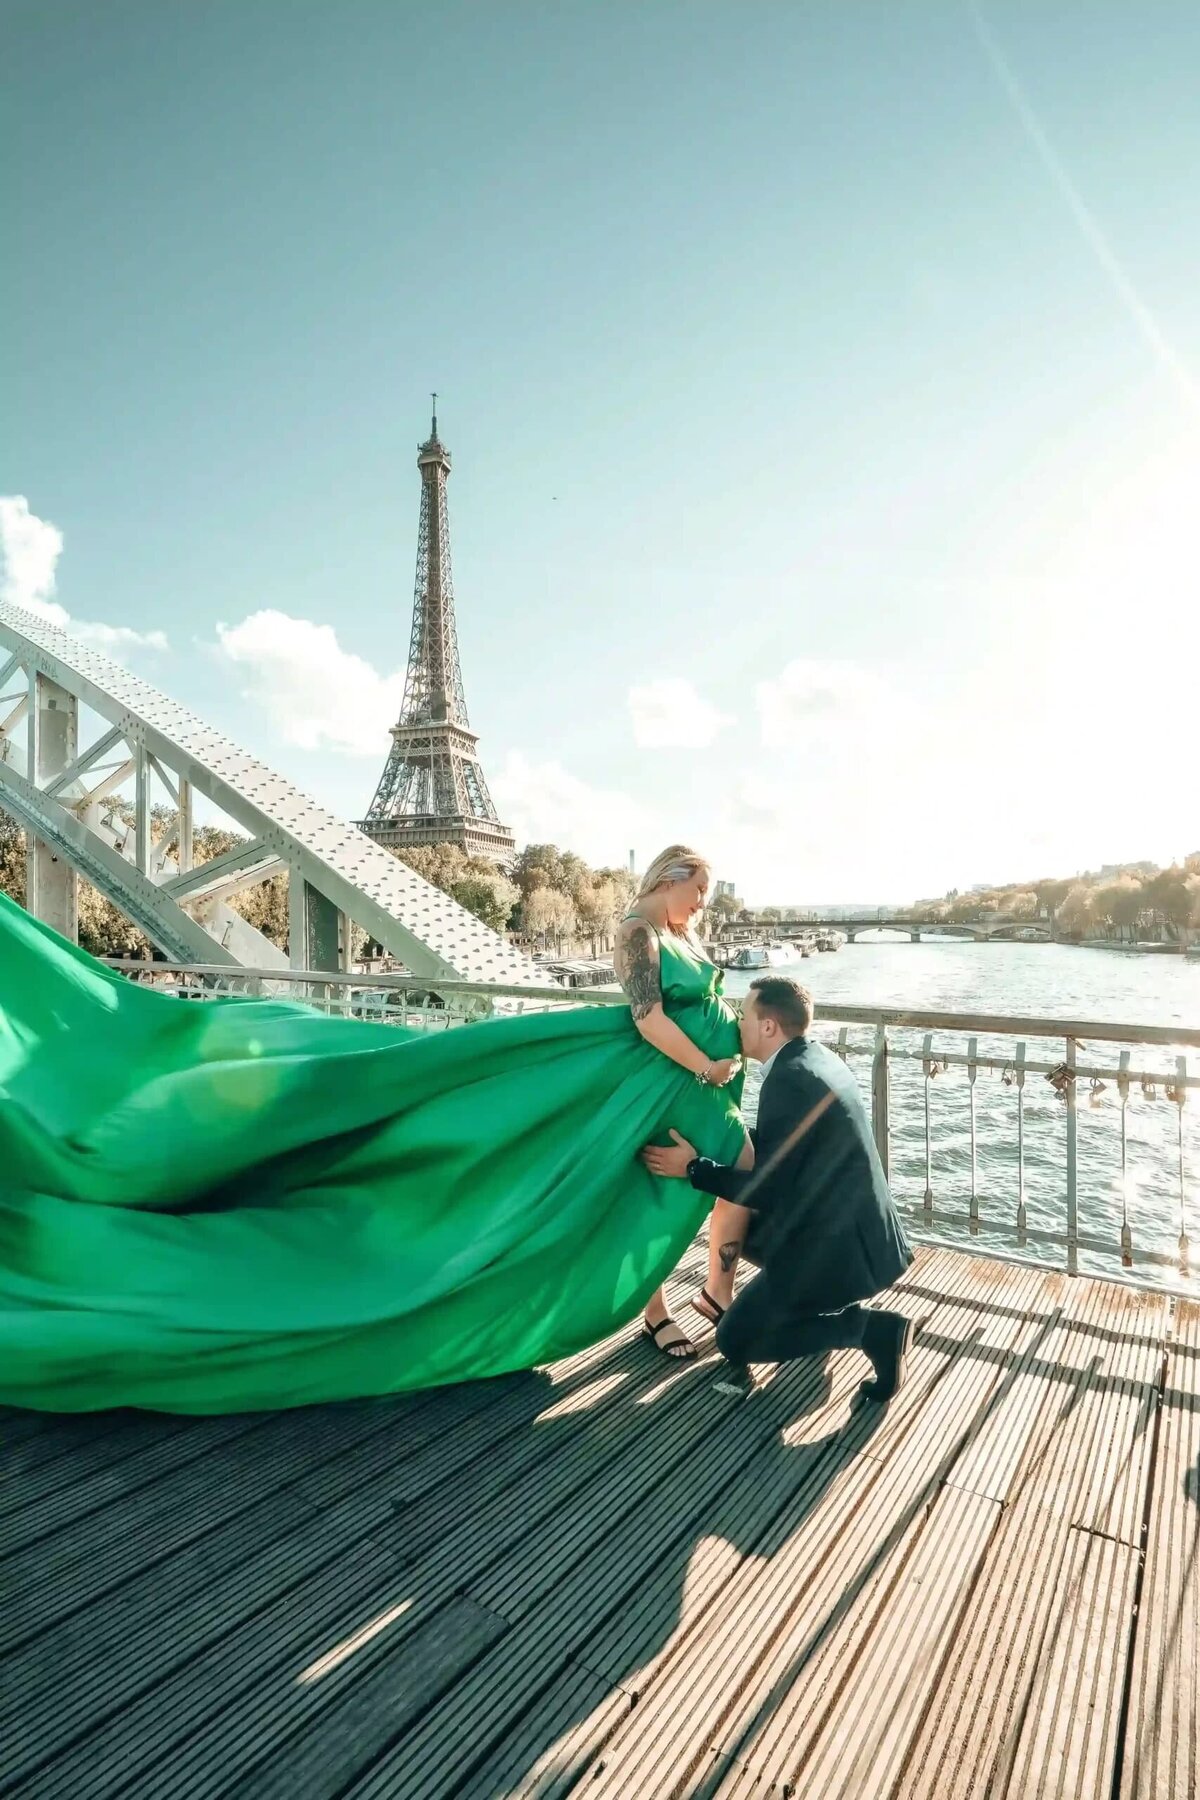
[0,601,537,984]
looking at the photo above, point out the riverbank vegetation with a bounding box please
[914,857,1200,943]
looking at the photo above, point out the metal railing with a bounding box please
[106,961,1199,1290]
[821,1009,1198,1286]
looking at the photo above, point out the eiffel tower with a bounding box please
[359,402,514,863]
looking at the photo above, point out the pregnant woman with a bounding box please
[611,847,751,1360]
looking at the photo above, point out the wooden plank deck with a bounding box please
[1,1244,1196,1800]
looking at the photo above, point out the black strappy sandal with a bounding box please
[690,1288,727,1326]
[641,1316,698,1360]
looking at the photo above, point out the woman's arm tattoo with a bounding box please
[615,924,662,1020]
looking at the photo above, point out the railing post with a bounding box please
[921,1032,934,1224]
[1118,1051,1133,1266]
[1015,1042,1027,1246]
[1175,1054,1189,1275]
[871,1023,890,1180]
[967,1035,979,1234]
[1065,1035,1078,1275]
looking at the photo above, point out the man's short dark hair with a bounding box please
[749,977,813,1036]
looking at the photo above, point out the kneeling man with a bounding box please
[642,978,914,1400]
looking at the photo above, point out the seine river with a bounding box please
[722,939,1200,1292]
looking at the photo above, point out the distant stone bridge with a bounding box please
[724,916,1050,945]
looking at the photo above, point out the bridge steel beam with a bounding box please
[26,672,79,943]
[0,601,539,983]
[0,755,235,963]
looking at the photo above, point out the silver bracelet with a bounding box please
[695,1063,712,1086]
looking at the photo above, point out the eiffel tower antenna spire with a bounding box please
[358,408,515,863]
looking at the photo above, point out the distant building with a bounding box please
[714,880,737,900]
[1095,861,1159,880]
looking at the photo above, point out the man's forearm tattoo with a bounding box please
[719,1239,742,1273]
[616,924,661,1021]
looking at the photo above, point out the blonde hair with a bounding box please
[635,844,712,904]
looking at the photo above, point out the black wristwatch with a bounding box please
[686,1157,704,1186]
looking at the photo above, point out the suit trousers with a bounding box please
[715,1269,866,1366]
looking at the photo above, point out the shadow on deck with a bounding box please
[1,1245,1196,1799]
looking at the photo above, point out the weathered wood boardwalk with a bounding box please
[1,1245,1196,1799]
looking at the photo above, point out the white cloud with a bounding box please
[0,495,168,654]
[0,494,62,611]
[755,658,895,750]
[214,610,404,754]
[54,614,169,655]
[627,677,733,749]
[490,751,655,869]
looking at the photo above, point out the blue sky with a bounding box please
[4,1,1198,902]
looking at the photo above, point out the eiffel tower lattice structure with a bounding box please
[359,405,515,864]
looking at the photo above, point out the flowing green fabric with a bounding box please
[0,894,745,1414]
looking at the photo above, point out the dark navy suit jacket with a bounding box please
[688,1035,912,1313]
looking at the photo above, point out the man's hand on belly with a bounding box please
[639,1129,698,1179]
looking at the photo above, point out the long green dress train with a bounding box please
[0,895,745,1413]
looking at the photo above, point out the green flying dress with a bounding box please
[0,894,745,1414]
